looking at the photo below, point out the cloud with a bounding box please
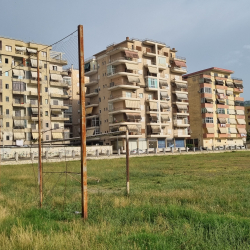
[243,45,250,49]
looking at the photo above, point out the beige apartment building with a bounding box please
[84,37,190,151]
[244,101,250,135]
[183,67,246,149]
[0,37,71,146]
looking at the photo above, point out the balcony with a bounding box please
[86,102,99,108]
[173,119,190,127]
[107,69,139,79]
[143,48,156,58]
[12,102,29,108]
[108,57,138,66]
[85,89,99,98]
[85,79,98,87]
[31,116,43,121]
[51,116,69,121]
[145,77,158,91]
[12,90,30,95]
[235,96,244,102]
[108,93,138,102]
[233,88,243,93]
[50,105,69,110]
[174,129,190,137]
[50,81,69,88]
[106,47,138,56]
[49,58,67,66]
[50,93,70,99]
[108,82,140,91]
[171,67,187,74]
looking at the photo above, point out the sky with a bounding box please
[1,0,250,99]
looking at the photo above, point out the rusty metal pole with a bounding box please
[126,130,129,195]
[37,51,42,207]
[78,25,87,219]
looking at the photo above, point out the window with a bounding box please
[99,109,101,113]
[5,84,9,89]
[5,45,12,51]
[45,99,48,104]
[52,65,57,71]
[53,100,58,105]
[45,87,48,92]
[217,108,225,114]
[99,98,101,102]
[6,135,10,140]
[248,122,250,125]
[54,124,59,129]
[44,64,47,69]
[203,117,213,123]
[214,73,218,77]
[148,94,153,100]
[126,92,132,98]
[6,122,9,127]
[201,98,205,103]
[25,71,31,79]
[139,93,143,98]
[5,71,9,76]
[42,51,47,57]
[46,123,49,128]
[6,96,9,102]
[0,41,2,50]
[46,135,49,140]
[45,111,48,116]
[5,58,8,64]
[6,109,9,115]
[200,87,212,93]
[44,76,47,81]
[147,78,158,88]
[217,139,221,142]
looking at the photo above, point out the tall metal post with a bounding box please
[126,130,129,195]
[37,51,42,207]
[78,25,87,219]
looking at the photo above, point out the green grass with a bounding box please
[1,151,250,249]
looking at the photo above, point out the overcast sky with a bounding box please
[1,0,250,99]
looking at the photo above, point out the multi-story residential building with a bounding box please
[84,37,190,151]
[0,37,71,146]
[244,100,250,134]
[183,67,246,149]
[64,67,89,139]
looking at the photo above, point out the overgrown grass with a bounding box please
[1,151,250,249]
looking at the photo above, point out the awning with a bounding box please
[125,100,140,108]
[228,109,235,115]
[151,126,161,133]
[150,114,158,122]
[237,119,246,125]
[234,82,243,88]
[217,99,225,104]
[206,98,213,103]
[159,80,168,86]
[14,120,25,128]
[218,118,227,124]
[86,129,95,137]
[30,59,43,68]
[204,77,212,82]
[50,74,63,81]
[32,133,39,139]
[124,50,139,59]
[119,126,127,131]
[216,80,224,85]
[86,107,93,115]
[125,63,138,70]
[229,118,237,124]
[174,60,187,67]
[227,100,234,106]
[160,92,169,98]
[219,127,227,134]
[226,90,233,95]
[126,113,141,120]
[216,89,224,94]
[149,101,158,110]
[14,133,25,140]
[51,109,62,114]
[15,46,26,51]
[226,81,234,87]
[127,125,139,132]
[176,82,187,88]
[27,48,37,53]
[127,75,140,83]
[177,104,188,111]
[236,109,244,115]
[207,127,215,133]
[237,128,247,134]
[230,128,238,134]
[161,115,170,122]
[176,93,188,100]
[148,66,158,74]
[160,103,170,109]
[206,108,213,113]
[13,69,24,77]
[52,133,63,139]
[31,71,42,79]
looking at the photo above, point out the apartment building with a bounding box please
[244,100,250,134]
[64,67,89,138]
[84,37,190,151]
[0,37,71,146]
[183,67,246,149]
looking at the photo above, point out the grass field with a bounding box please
[1,151,250,249]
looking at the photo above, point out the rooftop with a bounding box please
[183,67,234,78]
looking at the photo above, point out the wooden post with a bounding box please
[78,25,87,219]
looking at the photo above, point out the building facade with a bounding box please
[183,67,246,149]
[244,100,250,134]
[0,37,71,146]
[84,37,190,151]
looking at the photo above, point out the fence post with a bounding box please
[154,148,157,154]
[178,148,181,153]
[163,148,166,154]
[15,152,18,162]
[45,151,48,160]
[96,149,99,157]
[146,148,148,155]
[171,147,174,154]
[59,152,63,159]
[107,150,110,156]
[118,149,120,155]
[186,147,188,152]
[193,147,195,152]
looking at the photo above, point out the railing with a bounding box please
[109,81,136,88]
[232,77,243,81]
[84,56,96,62]
[87,78,99,84]
[175,56,186,61]
[172,67,187,71]
[144,60,157,65]
[174,120,189,126]
[110,57,137,63]
[86,89,98,95]
[108,93,138,100]
[112,119,141,123]
[107,69,137,76]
